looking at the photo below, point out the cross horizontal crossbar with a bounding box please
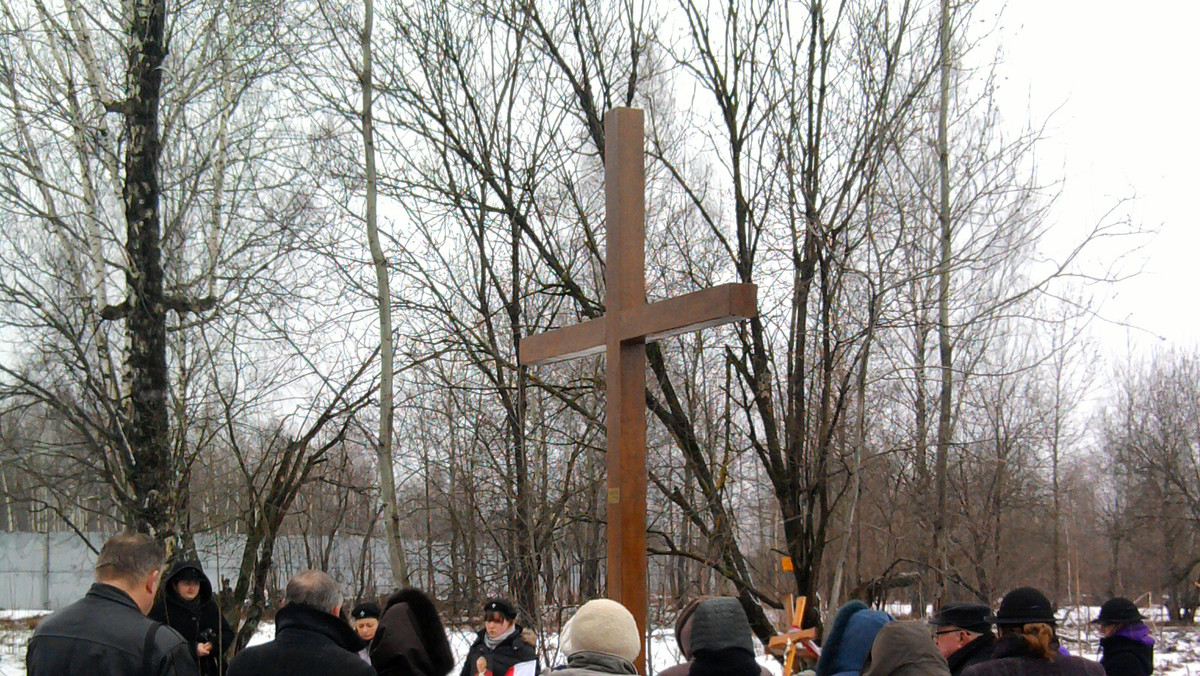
[519,282,758,365]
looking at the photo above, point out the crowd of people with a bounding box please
[24,533,1158,676]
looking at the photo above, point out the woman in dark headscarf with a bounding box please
[149,560,234,676]
[370,587,456,676]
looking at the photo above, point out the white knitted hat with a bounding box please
[561,599,641,663]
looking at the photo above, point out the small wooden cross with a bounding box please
[519,107,758,672]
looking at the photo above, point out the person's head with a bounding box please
[482,598,518,639]
[815,601,892,676]
[993,587,1057,660]
[560,599,641,664]
[1092,597,1144,638]
[862,621,951,676]
[930,603,993,659]
[284,570,344,616]
[688,597,755,656]
[171,566,206,602]
[93,533,166,615]
[352,601,382,641]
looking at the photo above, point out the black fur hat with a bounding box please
[1093,597,1143,625]
[372,588,454,676]
[994,587,1056,625]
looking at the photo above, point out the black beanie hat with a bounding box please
[994,587,1056,625]
[1093,597,1143,625]
[351,601,381,620]
[483,598,518,620]
[931,603,994,633]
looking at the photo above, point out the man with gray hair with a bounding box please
[26,532,198,676]
[226,570,374,676]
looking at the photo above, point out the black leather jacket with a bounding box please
[27,582,198,676]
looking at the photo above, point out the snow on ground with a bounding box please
[0,606,1196,676]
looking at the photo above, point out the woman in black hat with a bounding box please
[961,587,1103,676]
[1091,598,1153,676]
[351,601,382,664]
[458,598,538,676]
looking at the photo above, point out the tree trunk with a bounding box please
[362,0,409,590]
[123,0,180,553]
[933,0,953,609]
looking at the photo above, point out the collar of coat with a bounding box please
[274,604,366,652]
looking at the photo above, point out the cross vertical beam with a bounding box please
[518,107,758,674]
[603,108,648,665]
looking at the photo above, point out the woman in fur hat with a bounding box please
[554,599,641,676]
[370,588,456,676]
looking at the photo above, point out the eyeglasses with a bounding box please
[932,629,961,637]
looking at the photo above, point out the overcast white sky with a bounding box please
[984,1,1199,355]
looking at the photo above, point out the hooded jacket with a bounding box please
[1098,624,1153,676]
[149,560,235,676]
[861,621,951,676]
[225,603,374,676]
[27,582,198,676]
[371,588,456,676]
[815,601,893,676]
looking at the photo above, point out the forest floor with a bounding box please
[1,607,1197,675]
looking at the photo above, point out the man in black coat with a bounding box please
[459,598,538,676]
[225,570,374,676]
[26,533,199,676]
[931,603,997,676]
[150,560,235,676]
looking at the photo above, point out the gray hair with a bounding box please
[284,570,343,612]
[94,533,165,584]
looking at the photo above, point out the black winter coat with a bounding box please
[1098,636,1152,676]
[225,604,374,676]
[26,582,199,676]
[961,635,1105,676]
[150,560,235,676]
[948,634,996,676]
[459,626,538,676]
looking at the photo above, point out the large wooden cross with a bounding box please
[519,108,758,671]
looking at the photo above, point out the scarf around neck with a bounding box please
[484,625,517,649]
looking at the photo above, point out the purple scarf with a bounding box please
[1111,623,1155,647]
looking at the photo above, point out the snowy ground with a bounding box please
[1,607,1197,675]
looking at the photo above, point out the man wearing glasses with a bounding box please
[931,603,996,676]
